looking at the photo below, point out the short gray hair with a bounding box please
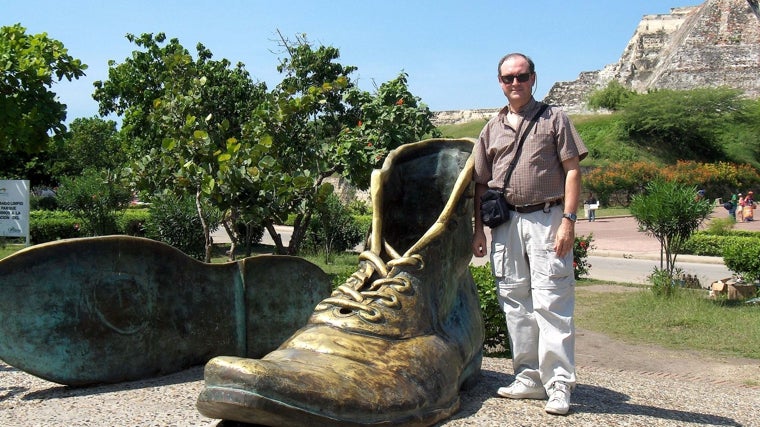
[497,53,535,76]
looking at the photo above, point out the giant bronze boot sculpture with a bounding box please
[197,138,485,426]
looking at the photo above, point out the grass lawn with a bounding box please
[578,206,630,219]
[576,281,760,360]
[0,244,26,259]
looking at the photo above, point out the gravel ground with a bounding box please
[2,356,758,427]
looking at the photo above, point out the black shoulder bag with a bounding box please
[480,103,549,228]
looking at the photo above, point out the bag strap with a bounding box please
[500,103,549,193]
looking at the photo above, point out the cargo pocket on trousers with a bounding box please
[532,243,573,283]
[491,239,507,279]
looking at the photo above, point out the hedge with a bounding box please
[29,208,150,244]
[682,231,760,256]
[29,210,83,243]
[682,230,760,282]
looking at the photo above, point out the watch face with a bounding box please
[565,213,577,221]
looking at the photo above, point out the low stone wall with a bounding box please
[432,108,499,126]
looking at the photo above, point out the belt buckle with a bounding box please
[516,203,534,213]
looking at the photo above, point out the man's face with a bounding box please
[498,57,535,109]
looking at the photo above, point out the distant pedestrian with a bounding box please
[743,191,755,222]
[729,193,738,221]
[584,193,598,222]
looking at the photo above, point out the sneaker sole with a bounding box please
[545,406,570,415]
[497,389,547,400]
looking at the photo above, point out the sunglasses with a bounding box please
[500,73,532,84]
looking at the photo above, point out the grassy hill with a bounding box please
[436,114,655,167]
[436,111,759,170]
[437,119,489,140]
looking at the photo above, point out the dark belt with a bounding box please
[507,199,563,213]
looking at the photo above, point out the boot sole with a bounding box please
[197,385,460,427]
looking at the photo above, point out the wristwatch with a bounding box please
[562,213,577,222]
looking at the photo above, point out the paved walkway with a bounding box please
[575,206,760,257]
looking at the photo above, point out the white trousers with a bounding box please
[490,206,576,390]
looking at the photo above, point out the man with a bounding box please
[472,53,588,415]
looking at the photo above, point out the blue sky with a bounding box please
[4,0,700,123]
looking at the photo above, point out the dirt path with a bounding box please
[575,285,760,388]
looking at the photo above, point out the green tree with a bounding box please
[629,180,713,295]
[238,33,439,255]
[93,33,267,261]
[94,32,438,258]
[339,72,441,189]
[56,169,133,236]
[0,149,54,186]
[587,80,637,111]
[230,32,356,255]
[94,33,266,157]
[0,24,87,153]
[48,117,127,179]
[618,87,742,160]
[719,97,760,168]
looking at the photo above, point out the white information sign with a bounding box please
[0,180,30,244]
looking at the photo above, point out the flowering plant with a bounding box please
[573,233,594,279]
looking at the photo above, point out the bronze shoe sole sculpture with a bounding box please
[0,236,330,385]
[197,138,485,426]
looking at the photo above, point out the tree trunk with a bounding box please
[196,190,212,263]
[265,222,287,255]
[221,216,237,261]
[287,213,311,256]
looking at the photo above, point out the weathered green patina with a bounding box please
[0,236,330,386]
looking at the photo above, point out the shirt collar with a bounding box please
[498,98,538,121]
[510,98,538,116]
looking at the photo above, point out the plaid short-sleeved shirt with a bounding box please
[473,99,588,206]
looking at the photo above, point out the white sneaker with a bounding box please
[545,381,571,415]
[497,380,547,400]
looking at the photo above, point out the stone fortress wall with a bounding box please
[431,109,498,126]
[544,0,760,114]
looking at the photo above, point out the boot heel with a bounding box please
[0,236,330,385]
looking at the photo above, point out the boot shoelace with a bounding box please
[316,249,424,323]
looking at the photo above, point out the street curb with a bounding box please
[591,250,726,265]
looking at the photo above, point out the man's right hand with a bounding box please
[472,229,487,257]
[472,183,488,257]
